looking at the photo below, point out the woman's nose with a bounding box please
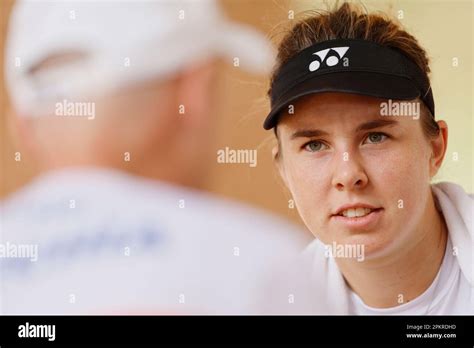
[330,151,368,191]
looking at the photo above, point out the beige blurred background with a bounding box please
[1,0,473,230]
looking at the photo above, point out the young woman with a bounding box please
[264,3,473,314]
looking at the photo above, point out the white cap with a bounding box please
[5,0,275,117]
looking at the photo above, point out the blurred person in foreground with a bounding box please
[0,0,310,314]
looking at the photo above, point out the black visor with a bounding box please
[264,38,434,130]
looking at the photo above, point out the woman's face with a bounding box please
[276,92,439,259]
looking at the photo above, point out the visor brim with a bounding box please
[264,71,421,130]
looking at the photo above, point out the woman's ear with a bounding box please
[429,120,448,178]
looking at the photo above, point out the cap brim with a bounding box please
[264,71,421,130]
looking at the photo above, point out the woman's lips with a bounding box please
[331,208,384,230]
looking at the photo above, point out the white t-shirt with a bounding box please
[0,168,309,314]
[349,237,472,315]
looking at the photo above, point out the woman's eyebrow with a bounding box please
[290,119,399,139]
[355,119,399,132]
[290,129,329,139]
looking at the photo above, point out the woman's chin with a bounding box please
[331,231,397,261]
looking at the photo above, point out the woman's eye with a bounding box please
[365,132,388,144]
[304,141,327,152]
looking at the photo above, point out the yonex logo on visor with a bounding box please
[309,46,350,72]
[264,38,435,130]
